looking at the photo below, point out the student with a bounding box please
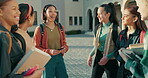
[119,0,148,78]
[33,4,69,78]
[114,5,147,78]
[87,3,120,78]
[11,3,35,53]
[0,0,44,78]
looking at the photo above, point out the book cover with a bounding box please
[11,47,51,75]
[119,48,142,61]
[129,43,144,49]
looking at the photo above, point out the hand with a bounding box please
[119,51,129,62]
[87,56,92,67]
[24,67,45,78]
[50,49,60,55]
[98,56,108,65]
[59,48,67,54]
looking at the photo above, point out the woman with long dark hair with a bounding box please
[87,3,120,78]
[115,5,147,78]
[33,4,69,78]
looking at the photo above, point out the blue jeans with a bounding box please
[43,54,68,78]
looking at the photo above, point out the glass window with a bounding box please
[73,0,79,1]
[69,16,73,25]
[79,16,82,25]
[74,16,77,25]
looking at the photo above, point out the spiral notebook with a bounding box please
[11,48,51,75]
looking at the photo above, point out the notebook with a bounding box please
[119,48,142,61]
[11,47,51,75]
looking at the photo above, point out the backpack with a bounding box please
[0,31,12,54]
[39,22,63,46]
[13,33,26,52]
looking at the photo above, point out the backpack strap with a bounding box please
[39,23,44,46]
[39,22,63,46]
[57,23,63,31]
[140,30,146,43]
[112,24,118,43]
[0,31,12,54]
[13,33,26,52]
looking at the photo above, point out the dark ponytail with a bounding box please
[100,3,119,26]
[100,3,119,43]
[108,3,119,26]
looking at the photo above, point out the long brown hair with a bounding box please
[126,6,147,31]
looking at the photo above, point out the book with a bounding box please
[129,43,144,49]
[119,48,142,61]
[129,43,144,55]
[11,47,51,75]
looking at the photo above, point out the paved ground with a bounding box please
[64,34,106,78]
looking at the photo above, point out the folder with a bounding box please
[11,47,51,75]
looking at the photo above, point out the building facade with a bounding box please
[18,0,142,33]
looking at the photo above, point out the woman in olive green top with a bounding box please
[87,3,120,78]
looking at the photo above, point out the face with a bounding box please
[44,6,57,22]
[136,0,148,20]
[97,7,110,23]
[0,0,20,26]
[122,9,136,26]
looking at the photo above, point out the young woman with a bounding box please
[11,3,35,53]
[114,5,147,78]
[119,0,148,77]
[0,0,44,78]
[87,3,120,78]
[33,4,69,78]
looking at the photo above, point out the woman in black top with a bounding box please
[0,0,44,78]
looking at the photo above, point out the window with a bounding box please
[33,11,37,25]
[74,16,77,25]
[79,16,82,25]
[73,0,79,1]
[69,16,73,25]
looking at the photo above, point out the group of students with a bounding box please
[0,0,148,78]
[87,0,148,78]
[0,0,68,78]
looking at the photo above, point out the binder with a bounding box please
[11,47,51,75]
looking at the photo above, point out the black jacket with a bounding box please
[0,25,25,78]
[114,27,141,61]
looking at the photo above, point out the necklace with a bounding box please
[44,23,55,31]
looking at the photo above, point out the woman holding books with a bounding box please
[0,0,44,78]
[33,4,69,78]
[114,6,147,78]
[119,0,148,78]
[11,3,35,53]
[87,3,120,78]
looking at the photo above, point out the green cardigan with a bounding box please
[125,31,148,78]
